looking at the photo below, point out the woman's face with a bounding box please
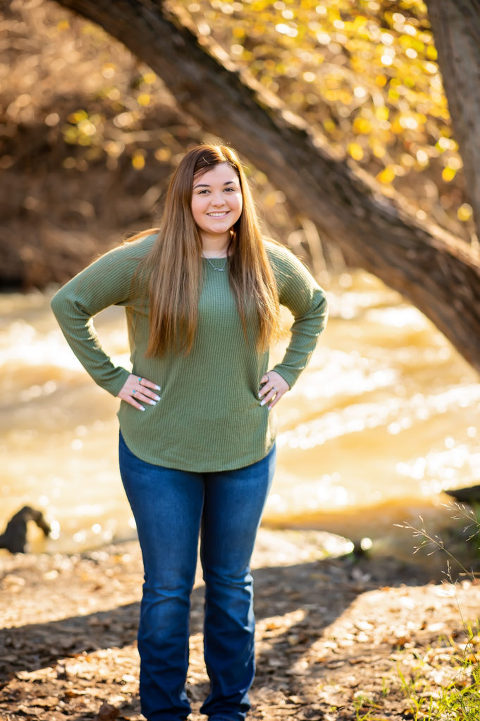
[191,162,243,244]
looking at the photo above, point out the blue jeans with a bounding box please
[118,431,276,721]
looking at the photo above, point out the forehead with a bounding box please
[193,162,239,185]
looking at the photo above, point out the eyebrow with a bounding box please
[193,180,238,189]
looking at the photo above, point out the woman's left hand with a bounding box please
[258,370,290,409]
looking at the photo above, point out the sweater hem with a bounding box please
[117,424,275,473]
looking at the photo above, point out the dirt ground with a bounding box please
[1,527,479,721]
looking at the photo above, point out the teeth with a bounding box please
[208,212,228,216]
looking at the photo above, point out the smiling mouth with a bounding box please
[207,211,230,217]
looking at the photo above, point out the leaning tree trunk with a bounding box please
[425,0,480,237]
[54,0,480,373]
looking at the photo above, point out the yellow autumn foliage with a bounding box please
[171,0,461,209]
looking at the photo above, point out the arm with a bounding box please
[270,246,328,389]
[50,241,146,396]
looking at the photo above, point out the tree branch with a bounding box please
[54,0,480,372]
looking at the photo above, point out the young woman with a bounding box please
[51,144,327,721]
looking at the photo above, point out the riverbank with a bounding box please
[1,527,479,720]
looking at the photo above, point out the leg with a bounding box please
[199,444,277,721]
[119,431,204,721]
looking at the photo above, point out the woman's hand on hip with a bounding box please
[117,374,161,411]
[258,370,290,410]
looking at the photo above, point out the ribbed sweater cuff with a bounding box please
[271,365,298,390]
[102,367,131,397]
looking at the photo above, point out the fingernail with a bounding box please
[155,384,161,390]
[260,400,266,406]
[148,400,157,405]
[153,395,160,401]
[140,406,145,411]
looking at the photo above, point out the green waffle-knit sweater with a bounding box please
[50,233,327,471]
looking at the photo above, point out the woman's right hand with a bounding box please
[117,374,161,411]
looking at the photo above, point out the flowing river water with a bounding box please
[1,270,479,558]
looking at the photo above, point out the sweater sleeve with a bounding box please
[269,244,328,389]
[50,240,148,397]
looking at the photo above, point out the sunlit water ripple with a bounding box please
[0,271,478,556]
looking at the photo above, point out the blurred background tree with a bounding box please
[424,0,480,239]
[1,0,479,369]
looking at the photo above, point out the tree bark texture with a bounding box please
[54,0,480,373]
[425,0,480,237]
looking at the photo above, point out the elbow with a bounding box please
[314,289,328,327]
[50,286,77,321]
[49,288,65,318]
[49,290,61,316]
[317,289,328,313]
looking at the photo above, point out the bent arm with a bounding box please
[50,243,143,396]
[271,248,328,389]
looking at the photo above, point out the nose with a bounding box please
[210,190,226,207]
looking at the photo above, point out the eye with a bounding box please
[196,189,209,195]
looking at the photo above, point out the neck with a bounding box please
[200,232,231,257]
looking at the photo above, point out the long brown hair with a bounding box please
[131,144,279,356]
